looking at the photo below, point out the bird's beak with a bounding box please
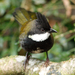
[49,28,57,33]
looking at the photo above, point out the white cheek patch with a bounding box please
[28,32,50,42]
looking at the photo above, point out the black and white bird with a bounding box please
[13,8,57,69]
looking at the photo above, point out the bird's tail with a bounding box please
[13,8,36,26]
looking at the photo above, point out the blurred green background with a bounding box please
[0,0,75,62]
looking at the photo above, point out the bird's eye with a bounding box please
[41,28,45,32]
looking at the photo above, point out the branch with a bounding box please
[21,0,31,10]
[55,29,75,39]
[62,0,72,17]
[0,55,75,75]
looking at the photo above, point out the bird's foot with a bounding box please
[45,58,50,67]
[44,51,50,67]
[23,52,31,71]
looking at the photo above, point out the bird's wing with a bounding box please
[13,8,37,26]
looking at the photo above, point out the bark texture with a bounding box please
[0,55,75,75]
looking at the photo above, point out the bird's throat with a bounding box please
[28,32,50,42]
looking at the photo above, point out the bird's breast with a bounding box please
[20,34,54,53]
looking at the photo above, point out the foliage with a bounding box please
[0,0,75,61]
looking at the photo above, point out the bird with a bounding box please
[13,8,57,70]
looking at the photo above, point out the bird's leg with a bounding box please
[23,52,31,71]
[45,51,49,67]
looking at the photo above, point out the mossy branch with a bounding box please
[0,55,75,75]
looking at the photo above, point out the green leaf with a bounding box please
[59,37,68,49]
[49,43,62,56]
[0,36,4,49]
